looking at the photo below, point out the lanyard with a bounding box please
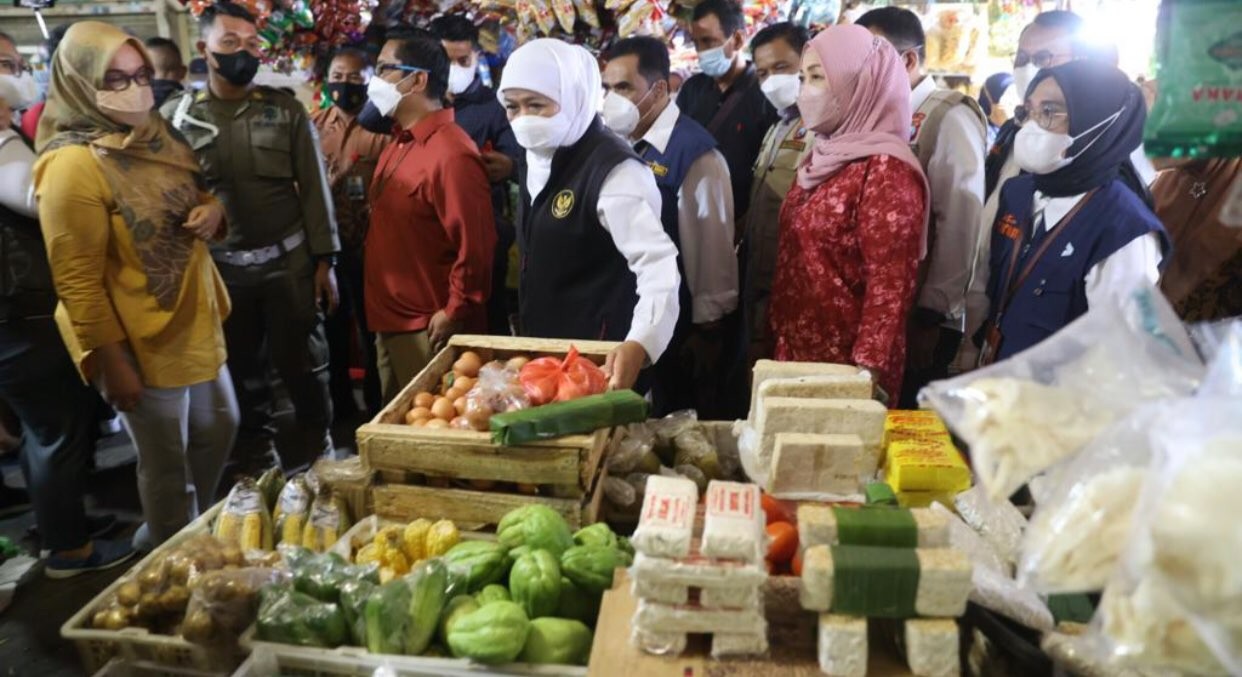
[994,189,1098,323]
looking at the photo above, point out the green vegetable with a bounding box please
[617,537,634,561]
[291,550,380,603]
[519,617,593,665]
[443,541,512,593]
[447,600,531,664]
[405,559,449,655]
[256,583,348,648]
[572,523,618,550]
[555,576,601,627]
[510,549,563,619]
[489,390,649,445]
[339,578,377,646]
[560,545,624,594]
[475,584,512,606]
[438,595,480,645]
[497,505,574,557]
[364,578,412,654]
[508,545,533,561]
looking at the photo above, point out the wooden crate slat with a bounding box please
[360,432,581,485]
[373,484,585,529]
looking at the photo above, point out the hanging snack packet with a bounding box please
[301,490,352,553]
[1143,0,1242,158]
[214,478,275,552]
[274,475,312,547]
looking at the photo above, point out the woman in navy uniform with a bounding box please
[979,60,1168,364]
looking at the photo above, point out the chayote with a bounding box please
[497,505,574,557]
[475,583,512,606]
[519,617,593,665]
[509,549,562,619]
[443,541,512,593]
[572,523,619,550]
[560,544,625,594]
[446,600,530,664]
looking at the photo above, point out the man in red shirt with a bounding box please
[364,32,496,401]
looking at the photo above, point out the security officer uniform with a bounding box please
[161,86,340,472]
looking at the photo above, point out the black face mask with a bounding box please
[150,79,183,108]
[211,50,260,86]
[326,82,367,114]
[356,100,395,135]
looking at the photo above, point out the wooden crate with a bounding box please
[359,335,622,529]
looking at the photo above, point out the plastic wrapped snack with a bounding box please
[301,490,351,553]
[1092,399,1242,675]
[630,475,697,558]
[701,481,764,562]
[274,475,312,547]
[1019,407,1158,594]
[921,285,1203,501]
[630,552,768,589]
[214,478,275,552]
[954,486,1026,565]
[182,567,287,646]
[633,599,766,634]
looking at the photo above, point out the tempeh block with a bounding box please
[797,504,950,549]
[818,614,868,677]
[799,545,972,617]
[905,618,961,677]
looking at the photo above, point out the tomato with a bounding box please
[766,521,798,563]
[791,551,803,577]
[760,493,789,525]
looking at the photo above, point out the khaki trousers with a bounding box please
[376,331,433,404]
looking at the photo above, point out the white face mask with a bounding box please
[1012,63,1040,101]
[601,91,640,138]
[448,63,476,95]
[760,73,800,112]
[96,85,154,128]
[1014,107,1124,175]
[510,113,571,152]
[0,72,39,110]
[697,45,733,78]
[367,73,413,117]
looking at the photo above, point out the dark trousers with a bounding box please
[0,318,96,551]
[488,216,516,336]
[899,327,965,409]
[219,249,333,472]
[325,249,381,417]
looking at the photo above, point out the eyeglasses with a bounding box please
[375,63,427,77]
[1014,103,1069,131]
[102,67,154,92]
[1014,50,1072,69]
[0,56,26,76]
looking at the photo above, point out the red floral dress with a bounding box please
[769,154,926,400]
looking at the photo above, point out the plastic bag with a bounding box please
[302,490,352,553]
[603,476,638,508]
[1019,406,1159,595]
[519,346,608,406]
[462,361,529,431]
[182,567,287,645]
[213,478,275,552]
[274,475,312,547]
[256,582,348,648]
[921,284,1203,501]
[289,549,379,603]
[1195,318,1242,397]
[339,577,377,646]
[1091,398,1242,675]
[608,423,657,474]
[1143,0,1242,158]
[954,486,1026,566]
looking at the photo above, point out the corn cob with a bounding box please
[240,513,263,550]
[214,512,241,543]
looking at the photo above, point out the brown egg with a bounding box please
[506,356,531,371]
[425,418,451,430]
[444,386,466,402]
[454,376,477,393]
[430,397,456,421]
[450,416,471,430]
[413,392,435,409]
[453,351,483,378]
[405,407,432,425]
[452,397,468,416]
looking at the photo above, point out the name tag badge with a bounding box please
[346,175,366,201]
[779,140,807,152]
[998,214,1022,241]
[648,161,669,178]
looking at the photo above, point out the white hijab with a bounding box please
[499,38,601,199]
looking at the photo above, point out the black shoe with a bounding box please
[27,513,121,545]
[0,484,31,519]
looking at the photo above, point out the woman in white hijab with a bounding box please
[499,39,681,390]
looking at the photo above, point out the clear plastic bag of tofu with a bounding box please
[1192,317,1242,397]
[1088,398,1242,676]
[1017,404,1167,595]
[954,486,1027,566]
[920,283,1203,502]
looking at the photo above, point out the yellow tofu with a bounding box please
[885,436,972,493]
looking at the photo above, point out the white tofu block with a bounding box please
[701,480,764,562]
[769,433,866,496]
[631,553,769,588]
[749,372,874,423]
[630,627,687,656]
[797,504,950,549]
[818,614,868,677]
[633,578,688,605]
[632,475,698,559]
[700,584,761,610]
[634,600,766,634]
[711,630,770,657]
[756,398,887,474]
[905,619,960,677]
[798,545,972,617]
[750,360,862,418]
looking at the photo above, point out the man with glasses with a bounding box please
[0,33,37,129]
[857,7,987,404]
[161,2,340,475]
[311,48,389,418]
[362,31,495,402]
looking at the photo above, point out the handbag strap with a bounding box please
[995,188,1099,322]
[706,72,753,137]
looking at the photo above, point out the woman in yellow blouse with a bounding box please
[35,22,237,550]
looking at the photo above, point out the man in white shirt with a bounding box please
[602,36,738,414]
[857,7,987,405]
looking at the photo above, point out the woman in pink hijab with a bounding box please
[768,24,929,402]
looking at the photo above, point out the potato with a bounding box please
[159,585,190,612]
[181,609,214,642]
[221,545,244,567]
[166,554,193,585]
[101,608,131,630]
[136,593,163,619]
[137,566,165,592]
[116,581,142,607]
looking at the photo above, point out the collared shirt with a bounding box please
[1034,190,1162,311]
[676,64,779,219]
[636,101,737,324]
[909,76,987,330]
[0,129,36,217]
[310,105,390,251]
[524,148,681,363]
[365,108,496,334]
[159,87,339,257]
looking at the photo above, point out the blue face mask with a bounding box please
[697,45,733,79]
